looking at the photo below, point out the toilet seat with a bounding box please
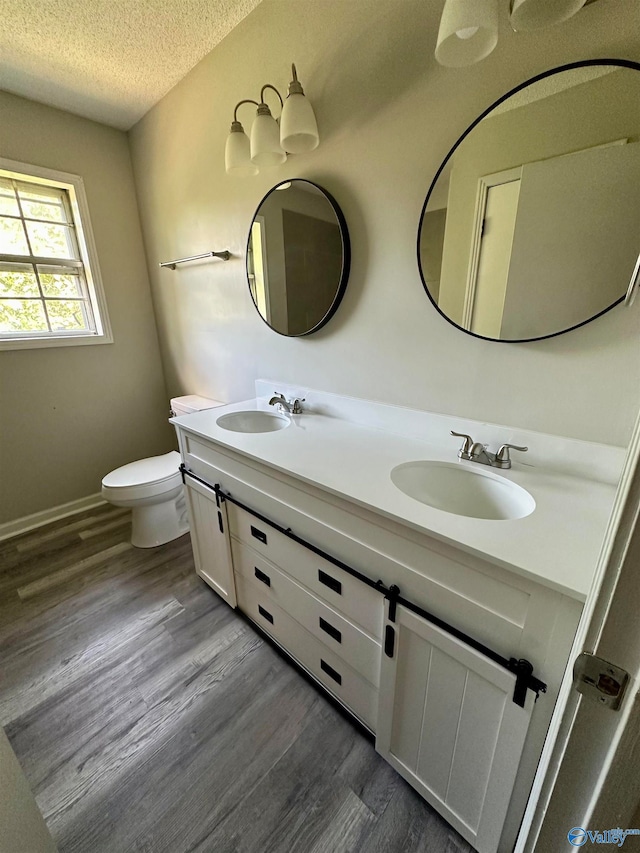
[101,451,182,502]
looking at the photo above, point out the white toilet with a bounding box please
[101,395,223,548]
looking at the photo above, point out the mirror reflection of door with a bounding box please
[465,171,521,337]
[248,216,271,322]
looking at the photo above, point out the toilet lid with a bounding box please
[102,451,182,489]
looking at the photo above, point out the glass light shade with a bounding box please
[225,125,258,176]
[280,94,319,153]
[435,0,499,67]
[250,111,287,167]
[510,0,588,30]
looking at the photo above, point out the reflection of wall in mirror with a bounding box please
[419,208,447,303]
[432,70,640,336]
[259,185,337,334]
[501,142,640,338]
[282,210,341,335]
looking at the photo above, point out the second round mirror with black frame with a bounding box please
[246,179,350,337]
[418,59,640,343]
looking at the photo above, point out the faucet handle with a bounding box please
[291,397,305,414]
[451,431,474,457]
[496,443,528,467]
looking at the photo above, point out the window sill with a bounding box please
[0,332,114,351]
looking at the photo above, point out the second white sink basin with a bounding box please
[216,410,290,433]
[391,460,535,520]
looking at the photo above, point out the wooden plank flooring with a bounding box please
[0,506,474,853]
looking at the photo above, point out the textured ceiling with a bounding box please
[0,0,263,129]
[491,65,615,115]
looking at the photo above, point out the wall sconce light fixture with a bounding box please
[435,0,601,67]
[225,64,319,176]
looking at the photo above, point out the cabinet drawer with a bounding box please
[235,574,377,730]
[232,539,381,686]
[228,504,383,640]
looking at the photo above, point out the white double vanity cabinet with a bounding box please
[171,384,622,853]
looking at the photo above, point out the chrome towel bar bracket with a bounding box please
[159,250,231,270]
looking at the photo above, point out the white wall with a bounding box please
[0,93,172,525]
[129,0,640,448]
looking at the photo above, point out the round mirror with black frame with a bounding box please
[246,179,351,337]
[417,59,640,343]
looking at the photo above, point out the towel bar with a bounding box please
[159,250,231,270]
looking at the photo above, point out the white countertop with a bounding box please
[171,398,620,602]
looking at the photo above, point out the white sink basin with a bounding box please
[391,461,535,520]
[216,410,290,433]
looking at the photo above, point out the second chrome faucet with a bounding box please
[451,431,527,470]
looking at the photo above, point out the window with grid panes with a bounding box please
[0,162,111,348]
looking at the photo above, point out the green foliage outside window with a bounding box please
[0,178,94,336]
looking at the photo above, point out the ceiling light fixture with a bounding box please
[225,64,319,177]
[435,0,600,67]
[510,0,588,31]
[435,0,499,68]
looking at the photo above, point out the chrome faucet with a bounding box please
[451,431,528,470]
[269,392,305,415]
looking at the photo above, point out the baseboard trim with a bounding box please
[0,494,107,542]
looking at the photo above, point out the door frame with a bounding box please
[461,166,522,330]
[517,399,640,850]
[248,214,271,322]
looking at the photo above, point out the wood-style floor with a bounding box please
[0,504,474,853]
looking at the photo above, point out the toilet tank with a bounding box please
[170,395,225,417]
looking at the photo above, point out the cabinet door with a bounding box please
[184,477,236,607]
[376,604,534,853]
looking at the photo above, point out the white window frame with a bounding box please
[0,158,113,350]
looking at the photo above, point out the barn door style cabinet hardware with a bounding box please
[180,466,546,710]
[159,250,231,270]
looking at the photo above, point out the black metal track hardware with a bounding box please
[389,592,547,705]
[385,585,401,623]
[180,466,547,706]
[183,468,391,596]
